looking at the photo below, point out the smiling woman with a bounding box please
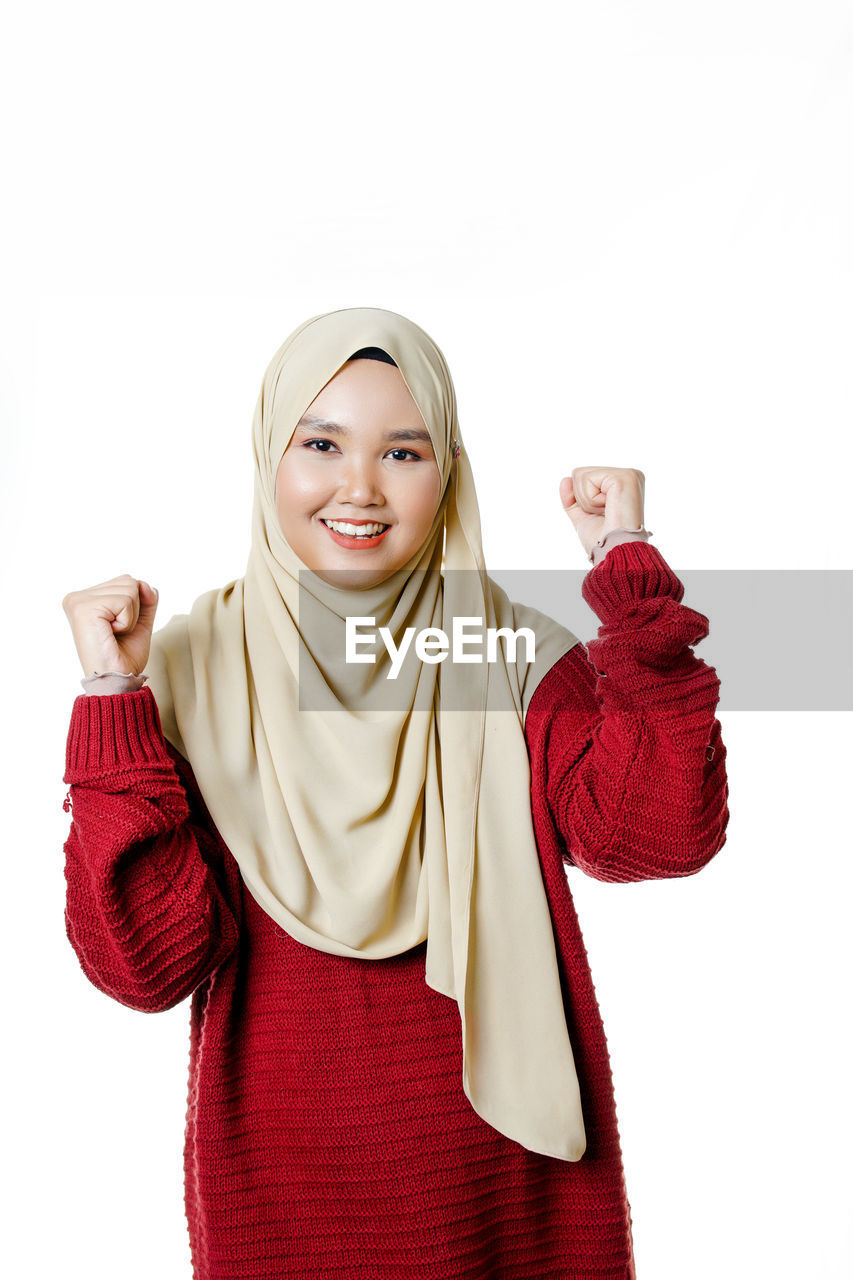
[60,306,728,1280]
[273,350,443,589]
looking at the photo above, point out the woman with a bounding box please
[61,306,729,1278]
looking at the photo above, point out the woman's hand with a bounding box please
[559,468,645,559]
[62,575,159,677]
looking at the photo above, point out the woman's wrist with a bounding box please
[588,526,653,567]
[80,670,149,696]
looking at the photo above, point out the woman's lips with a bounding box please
[320,519,391,549]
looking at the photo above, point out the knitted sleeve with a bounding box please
[61,687,240,1012]
[524,540,729,882]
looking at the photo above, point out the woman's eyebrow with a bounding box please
[296,415,433,444]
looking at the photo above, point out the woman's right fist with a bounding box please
[62,575,159,678]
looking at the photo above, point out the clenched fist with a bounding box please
[559,468,645,558]
[62,575,159,678]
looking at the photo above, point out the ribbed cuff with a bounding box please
[64,685,173,783]
[582,539,684,626]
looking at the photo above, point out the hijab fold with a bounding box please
[145,306,587,1162]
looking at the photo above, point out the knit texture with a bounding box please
[62,541,729,1279]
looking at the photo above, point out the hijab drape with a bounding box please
[145,306,587,1162]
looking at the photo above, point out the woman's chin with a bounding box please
[310,564,393,590]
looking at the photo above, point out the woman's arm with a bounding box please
[62,686,240,1012]
[525,539,729,883]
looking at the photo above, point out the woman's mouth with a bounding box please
[320,518,391,549]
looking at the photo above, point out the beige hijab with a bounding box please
[145,306,587,1162]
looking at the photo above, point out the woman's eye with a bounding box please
[303,440,421,462]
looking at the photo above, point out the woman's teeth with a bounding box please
[322,520,389,538]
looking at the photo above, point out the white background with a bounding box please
[2,2,851,1277]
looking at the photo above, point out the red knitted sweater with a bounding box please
[62,541,729,1280]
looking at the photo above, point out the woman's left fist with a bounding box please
[559,467,645,559]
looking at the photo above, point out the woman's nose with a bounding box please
[336,457,384,505]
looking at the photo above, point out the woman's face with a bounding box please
[274,358,443,589]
